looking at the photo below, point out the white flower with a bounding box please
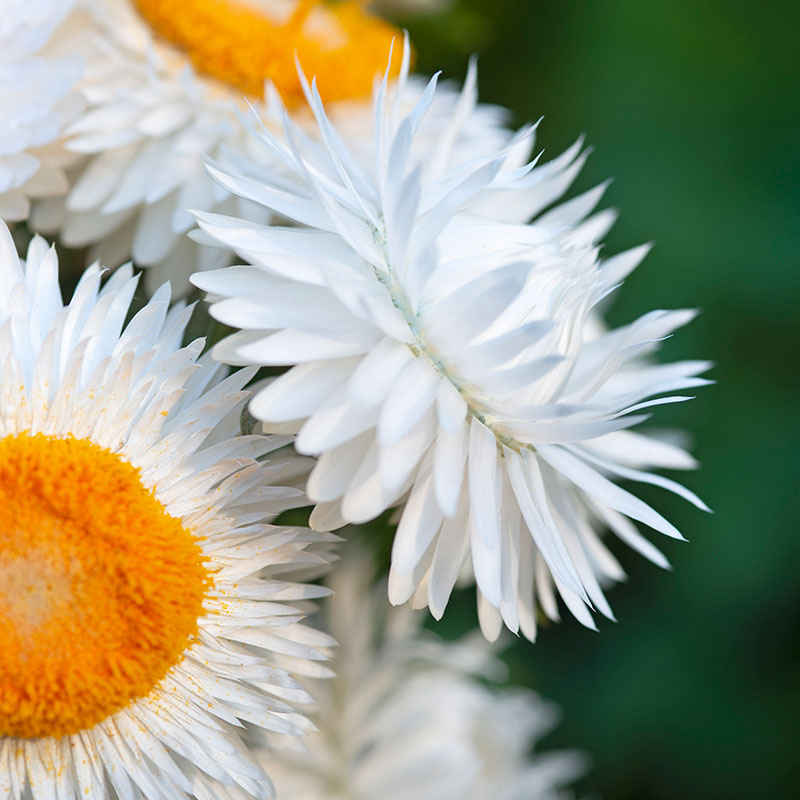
[255,548,586,800]
[0,0,83,222]
[192,52,711,641]
[29,0,505,295]
[0,221,334,799]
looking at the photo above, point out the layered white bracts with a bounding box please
[0,0,83,221]
[28,0,260,293]
[193,49,710,640]
[0,222,334,799]
[256,549,586,800]
[29,1,508,295]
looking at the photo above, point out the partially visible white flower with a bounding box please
[29,0,506,295]
[255,548,586,800]
[0,221,334,799]
[0,0,83,222]
[192,47,711,642]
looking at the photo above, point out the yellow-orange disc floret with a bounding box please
[0,433,210,739]
[133,0,407,106]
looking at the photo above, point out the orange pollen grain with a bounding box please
[0,433,210,739]
[132,0,407,106]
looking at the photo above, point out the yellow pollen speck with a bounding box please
[132,0,407,106]
[0,433,210,739]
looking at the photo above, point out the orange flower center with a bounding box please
[0,433,210,739]
[132,0,406,106]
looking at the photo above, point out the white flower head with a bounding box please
[0,221,334,799]
[29,0,505,295]
[192,46,711,641]
[0,0,84,222]
[256,547,587,800]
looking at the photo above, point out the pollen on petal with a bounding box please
[132,0,407,105]
[0,433,210,739]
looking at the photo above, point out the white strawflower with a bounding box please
[256,548,586,800]
[30,0,507,294]
[0,0,83,222]
[0,221,334,799]
[192,51,711,640]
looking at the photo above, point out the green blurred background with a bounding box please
[384,1,800,797]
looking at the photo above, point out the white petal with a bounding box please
[377,357,440,446]
[427,495,470,619]
[467,417,502,549]
[296,386,379,454]
[249,360,353,423]
[538,444,684,540]
[378,409,436,493]
[306,432,372,503]
[237,328,378,365]
[348,337,413,409]
[477,590,504,642]
[391,461,444,576]
[433,418,468,518]
[435,378,467,432]
[504,447,586,600]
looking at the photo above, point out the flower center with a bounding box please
[0,433,210,739]
[132,0,405,105]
